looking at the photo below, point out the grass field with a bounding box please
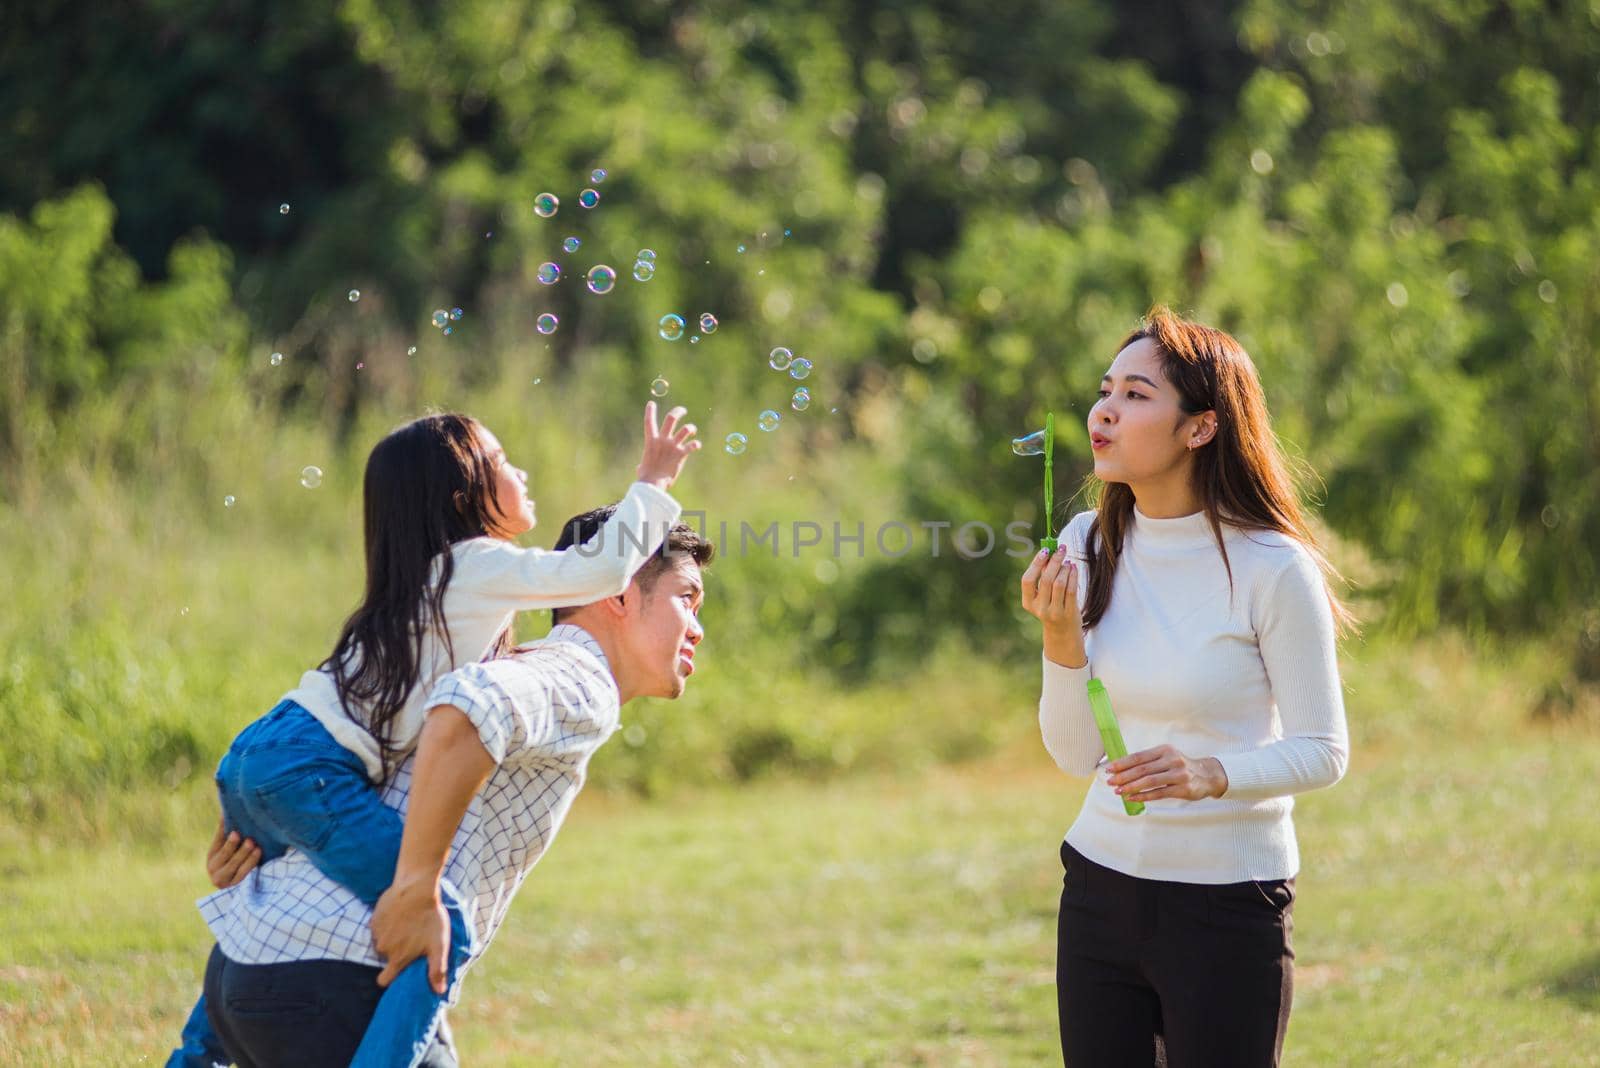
[2,634,1598,1066]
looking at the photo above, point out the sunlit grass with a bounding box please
[3,634,1596,1066]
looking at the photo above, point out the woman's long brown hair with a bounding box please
[1079,306,1358,639]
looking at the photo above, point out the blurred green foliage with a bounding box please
[2,1,1598,834]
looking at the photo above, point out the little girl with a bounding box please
[170,402,700,1068]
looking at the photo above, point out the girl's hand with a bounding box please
[207,814,261,889]
[1107,745,1229,802]
[1021,545,1086,668]
[636,402,702,490]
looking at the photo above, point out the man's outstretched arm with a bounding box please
[371,704,494,993]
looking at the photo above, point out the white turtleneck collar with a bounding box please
[1128,502,1221,549]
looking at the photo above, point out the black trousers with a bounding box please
[202,944,458,1068]
[1056,841,1295,1068]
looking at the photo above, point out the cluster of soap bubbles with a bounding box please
[767,348,811,379]
[429,307,462,336]
[658,310,718,342]
[722,345,823,453]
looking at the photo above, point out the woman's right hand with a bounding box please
[636,401,701,490]
[1021,545,1087,668]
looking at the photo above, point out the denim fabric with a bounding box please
[170,701,471,1068]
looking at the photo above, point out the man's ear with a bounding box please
[602,590,630,619]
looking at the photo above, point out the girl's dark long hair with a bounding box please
[1079,306,1359,639]
[322,413,514,778]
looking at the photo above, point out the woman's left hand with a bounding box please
[1106,745,1229,802]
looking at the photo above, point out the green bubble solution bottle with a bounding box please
[1086,678,1144,816]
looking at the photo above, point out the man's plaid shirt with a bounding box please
[198,624,620,1000]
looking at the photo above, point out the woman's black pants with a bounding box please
[1056,841,1295,1068]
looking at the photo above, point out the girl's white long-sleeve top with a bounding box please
[1039,505,1349,883]
[284,481,680,781]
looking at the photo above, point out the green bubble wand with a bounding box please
[1013,415,1140,817]
[1087,679,1144,816]
[1041,412,1057,552]
[1012,412,1058,551]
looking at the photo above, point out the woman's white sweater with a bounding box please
[1040,505,1349,883]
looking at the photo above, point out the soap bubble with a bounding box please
[579,188,601,209]
[348,289,360,302]
[737,244,747,253]
[443,326,453,335]
[788,357,812,380]
[563,236,581,253]
[758,410,781,432]
[537,262,562,285]
[407,346,417,356]
[300,466,323,489]
[650,377,670,397]
[279,203,290,215]
[791,387,811,411]
[355,362,365,371]
[450,307,463,321]
[586,265,617,294]
[269,351,283,366]
[1011,430,1047,456]
[632,261,655,282]
[432,310,449,328]
[768,346,793,371]
[658,314,686,341]
[534,193,559,217]
[223,495,237,508]
[536,313,559,335]
[784,228,792,236]
[689,336,700,345]
[590,168,608,183]
[636,249,657,264]
[725,432,748,455]
[698,313,718,334]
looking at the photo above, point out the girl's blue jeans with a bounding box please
[168,700,471,1068]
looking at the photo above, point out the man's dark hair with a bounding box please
[550,506,714,623]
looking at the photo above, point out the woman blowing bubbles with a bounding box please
[1020,307,1358,1067]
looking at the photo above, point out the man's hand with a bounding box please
[636,402,701,490]
[372,879,451,995]
[206,814,261,889]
